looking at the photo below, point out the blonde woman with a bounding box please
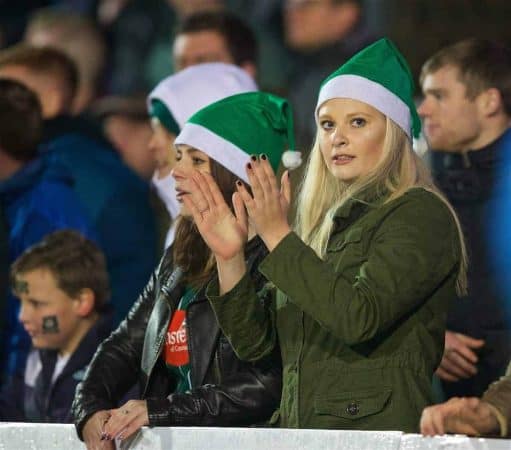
[185,38,467,432]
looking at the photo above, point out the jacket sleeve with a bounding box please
[146,354,281,426]
[482,363,511,437]
[72,264,159,440]
[207,274,278,363]
[258,193,460,346]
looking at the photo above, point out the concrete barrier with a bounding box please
[0,423,509,450]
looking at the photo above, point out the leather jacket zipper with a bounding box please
[213,349,222,384]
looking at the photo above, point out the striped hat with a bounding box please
[316,38,421,139]
[175,92,301,183]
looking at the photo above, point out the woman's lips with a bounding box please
[332,154,355,165]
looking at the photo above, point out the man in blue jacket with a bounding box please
[0,78,96,381]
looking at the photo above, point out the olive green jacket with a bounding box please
[208,188,461,432]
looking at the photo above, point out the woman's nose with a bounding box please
[332,127,347,147]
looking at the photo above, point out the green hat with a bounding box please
[174,92,301,183]
[316,38,421,139]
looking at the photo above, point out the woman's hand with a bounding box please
[183,171,248,261]
[101,400,149,443]
[237,155,292,251]
[82,410,114,450]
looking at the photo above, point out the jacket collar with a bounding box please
[38,311,113,381]
[332,188,388,231]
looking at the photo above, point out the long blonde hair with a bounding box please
[295,117,468,296]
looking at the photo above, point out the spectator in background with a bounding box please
[97,0,176,95]
[0,230,112,423]
[24,7,107,114]
[0,45,158,338]
[92,96,155,181]
[101,0,222,95]
[0,78,94,382]
[418,38,511,400]
[172,10,257,80]
[147,62,257,249]
[283,0,374,150]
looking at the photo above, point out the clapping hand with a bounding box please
[236,154,292,251]
[182,170,248,261]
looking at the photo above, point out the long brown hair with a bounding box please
[172,159,243,289]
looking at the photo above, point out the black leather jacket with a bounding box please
[72,237,281,438]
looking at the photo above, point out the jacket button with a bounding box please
[346,402,359,416]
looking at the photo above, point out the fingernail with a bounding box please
[236,180,242,186]
[250,155,257,161]
[247,163,251,170]
[260,154,267,160]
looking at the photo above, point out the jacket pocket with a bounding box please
[314,387,392,420]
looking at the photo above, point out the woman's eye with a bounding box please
[351,118,366,127]
[320,120,334,130]
[192,158,205,165]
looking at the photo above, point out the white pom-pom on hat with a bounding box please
[282,150,302,170]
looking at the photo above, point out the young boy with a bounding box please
[0,230,111,422]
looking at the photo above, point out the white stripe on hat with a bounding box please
[175,123,250,183]
[316,74,412,138]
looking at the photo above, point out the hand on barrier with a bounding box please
[101,400,149,444]
[420,396,499,436]
[82,410,114,450]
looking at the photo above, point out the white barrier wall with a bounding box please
[0,424,510,450]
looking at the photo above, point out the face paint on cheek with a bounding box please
[41,316,60,334]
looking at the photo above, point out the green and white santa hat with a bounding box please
[316,37,421,140]
[174,92,301,183]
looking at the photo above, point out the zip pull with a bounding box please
[461,150,471,168]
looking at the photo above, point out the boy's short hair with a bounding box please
[420,38,511,115]
[11,230,110,312]
[0,78,42,161]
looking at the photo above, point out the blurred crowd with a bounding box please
[0,0,510,444]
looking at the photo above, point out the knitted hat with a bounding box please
[175,92,301,183]
[316,38,421,139]
[147,62,258,135]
